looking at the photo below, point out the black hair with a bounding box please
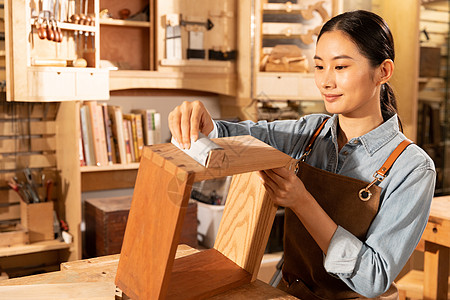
[317,10,403,131]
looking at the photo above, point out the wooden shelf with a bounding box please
[263,3,307,13]
[109,70,237,96]
[32,22,96,32]
[160,59,233,68]
[418,77,445,83]
[99,18,151,28]
[0,240,70,257]
[80,163,140,173]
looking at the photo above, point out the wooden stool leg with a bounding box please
[398,290,407,300]
[423,241,449,300]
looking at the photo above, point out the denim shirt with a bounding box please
[209,113,436,298]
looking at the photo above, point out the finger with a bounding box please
[259,170,279,193]
[190,106,202,142]
[261,169,285,187]
[269,167,293,179]
[168,110,182,145]
[259,171,275,193]
[180,104,193,149]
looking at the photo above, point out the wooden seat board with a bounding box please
[167,249,252,300]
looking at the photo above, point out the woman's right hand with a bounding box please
[168,100,214,149]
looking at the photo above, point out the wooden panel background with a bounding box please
[417,1,449,195]
[0,100,61,224]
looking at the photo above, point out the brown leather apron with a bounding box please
[278,118,411,300]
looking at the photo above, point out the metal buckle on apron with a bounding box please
[359,172,386,201]
[293,150,312,175]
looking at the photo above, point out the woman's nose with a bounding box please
[319,70,335,89]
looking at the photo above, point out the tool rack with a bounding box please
[5,0,109,102]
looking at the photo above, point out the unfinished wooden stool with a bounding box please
[115,135,294,299]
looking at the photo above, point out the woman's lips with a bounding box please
[323,93,342,102]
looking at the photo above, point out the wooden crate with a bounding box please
[84,196,197,257]
[20,200,54,243]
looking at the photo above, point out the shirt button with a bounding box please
[353,140,359,144]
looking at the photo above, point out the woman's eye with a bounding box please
[335,66,347,70]
[314,65,324,70]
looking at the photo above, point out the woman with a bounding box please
[168,10,435,299]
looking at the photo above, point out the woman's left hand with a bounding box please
[259,167,309,211]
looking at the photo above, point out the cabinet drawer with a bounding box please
[27,67,109,101]
[257,73,299,98]
[256,73,321,100]
[28,69,76,100]
[76,69,109,100]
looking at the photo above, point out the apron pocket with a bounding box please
[278,277,329,300]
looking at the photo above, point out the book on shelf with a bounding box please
[123,118,135,163]
[86,101,108,166]
[107,105,127,164]
[134,113,145,160]
[79,104,162,167]
[123,114,140,162]
[80,104,96,166]
[101,103,115,165]
[78,109,86,166]
[132,109,162,145]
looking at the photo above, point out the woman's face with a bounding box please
[314,30,381,118]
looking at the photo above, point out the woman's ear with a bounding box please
[377,59,394,85]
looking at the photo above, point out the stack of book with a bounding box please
[79,101,162,166]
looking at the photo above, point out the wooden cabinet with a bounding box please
[99,0,154,71]
[5,0,109,102]
[254,0,336,101]
[100,0,238,95]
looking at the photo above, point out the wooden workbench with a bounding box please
[0,244,298,299]
[420,195,450,299]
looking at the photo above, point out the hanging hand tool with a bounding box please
[24,168,41,203]
[45,179,54,202]
[83,0,90,58]
[53,0,63,42]
[53,211,63,240]
[83,0,90,25]
[35,14,47,40]
[180,15,214,60]
[180,16,214,31]
[7,178,26,202]
[41,0,55,41]
[69,0,80,23]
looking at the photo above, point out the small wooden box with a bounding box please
[420,46,441,78]
[85,196,197,258]
[85,196,132,258]
[20,200,54,243]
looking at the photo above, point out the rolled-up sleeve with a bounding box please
[324,226,363,277]
[324,163,435,298]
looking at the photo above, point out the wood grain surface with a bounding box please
[115,135,294,299]
[167,249,251,300]
[215,171,277,281]
[147,135,295,182]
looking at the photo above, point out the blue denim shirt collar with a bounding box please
[323,114,400,157]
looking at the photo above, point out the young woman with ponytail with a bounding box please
[169,10,435,299]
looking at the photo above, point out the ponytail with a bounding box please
[381,82,403,132]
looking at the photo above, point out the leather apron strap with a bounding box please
[282,117,412,300]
